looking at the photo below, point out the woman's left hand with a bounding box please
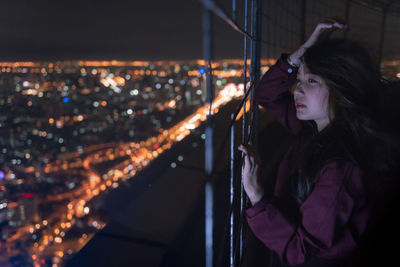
[238,144,264,205]
[289,18,347,66]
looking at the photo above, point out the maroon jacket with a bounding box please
[246,55,371,266]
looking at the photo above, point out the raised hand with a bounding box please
[288,18,347,67]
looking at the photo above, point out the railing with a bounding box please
[200,0,262,265]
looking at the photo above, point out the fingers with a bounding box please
[239,145,252,168]
[302,18,347,51]
[238,144,262,166]
[316,22,344,32]
[324,16,346,26]
[238,144,256,159]
[304,19,346,47]
[238,144,247,154]
[317,19,347,31]
[333,21,347,28]
[238,144,257,153]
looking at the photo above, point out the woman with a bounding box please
[238,20,399,266]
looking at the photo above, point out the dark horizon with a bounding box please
[0,0,247,61]
[1,0,399,62]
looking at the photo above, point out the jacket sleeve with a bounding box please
[246,160,368,266]
[258,54,301,134]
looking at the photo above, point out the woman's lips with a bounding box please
[295,103,306,109]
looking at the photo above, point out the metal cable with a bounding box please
[199,0,292,49]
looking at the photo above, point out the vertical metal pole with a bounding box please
[300,0,307,44]
[232,0,237,22]
[265,0,270,59]
[238,1,248,264]
[378,8,387,67]
[203,5,214,267]
[249,0,255,139]
[242,0,248,144]
[273,0,277,57]
[250,0,262,148]
[344,0,351,38]
[230,113,235,266]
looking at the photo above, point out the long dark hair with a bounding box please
[289,38,399,203]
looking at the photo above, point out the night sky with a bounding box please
[0,0,245,61]
[1,0,399,61]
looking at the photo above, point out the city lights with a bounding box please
[5,54,397,267]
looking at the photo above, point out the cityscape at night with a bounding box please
[1,0,400,266]
[0,58,266,266]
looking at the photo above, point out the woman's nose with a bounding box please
[293,85,304,96]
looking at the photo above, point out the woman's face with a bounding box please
[294,64,332,131]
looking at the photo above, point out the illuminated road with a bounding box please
[5,83,246,266]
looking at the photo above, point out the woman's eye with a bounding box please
[308,78,317,84]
